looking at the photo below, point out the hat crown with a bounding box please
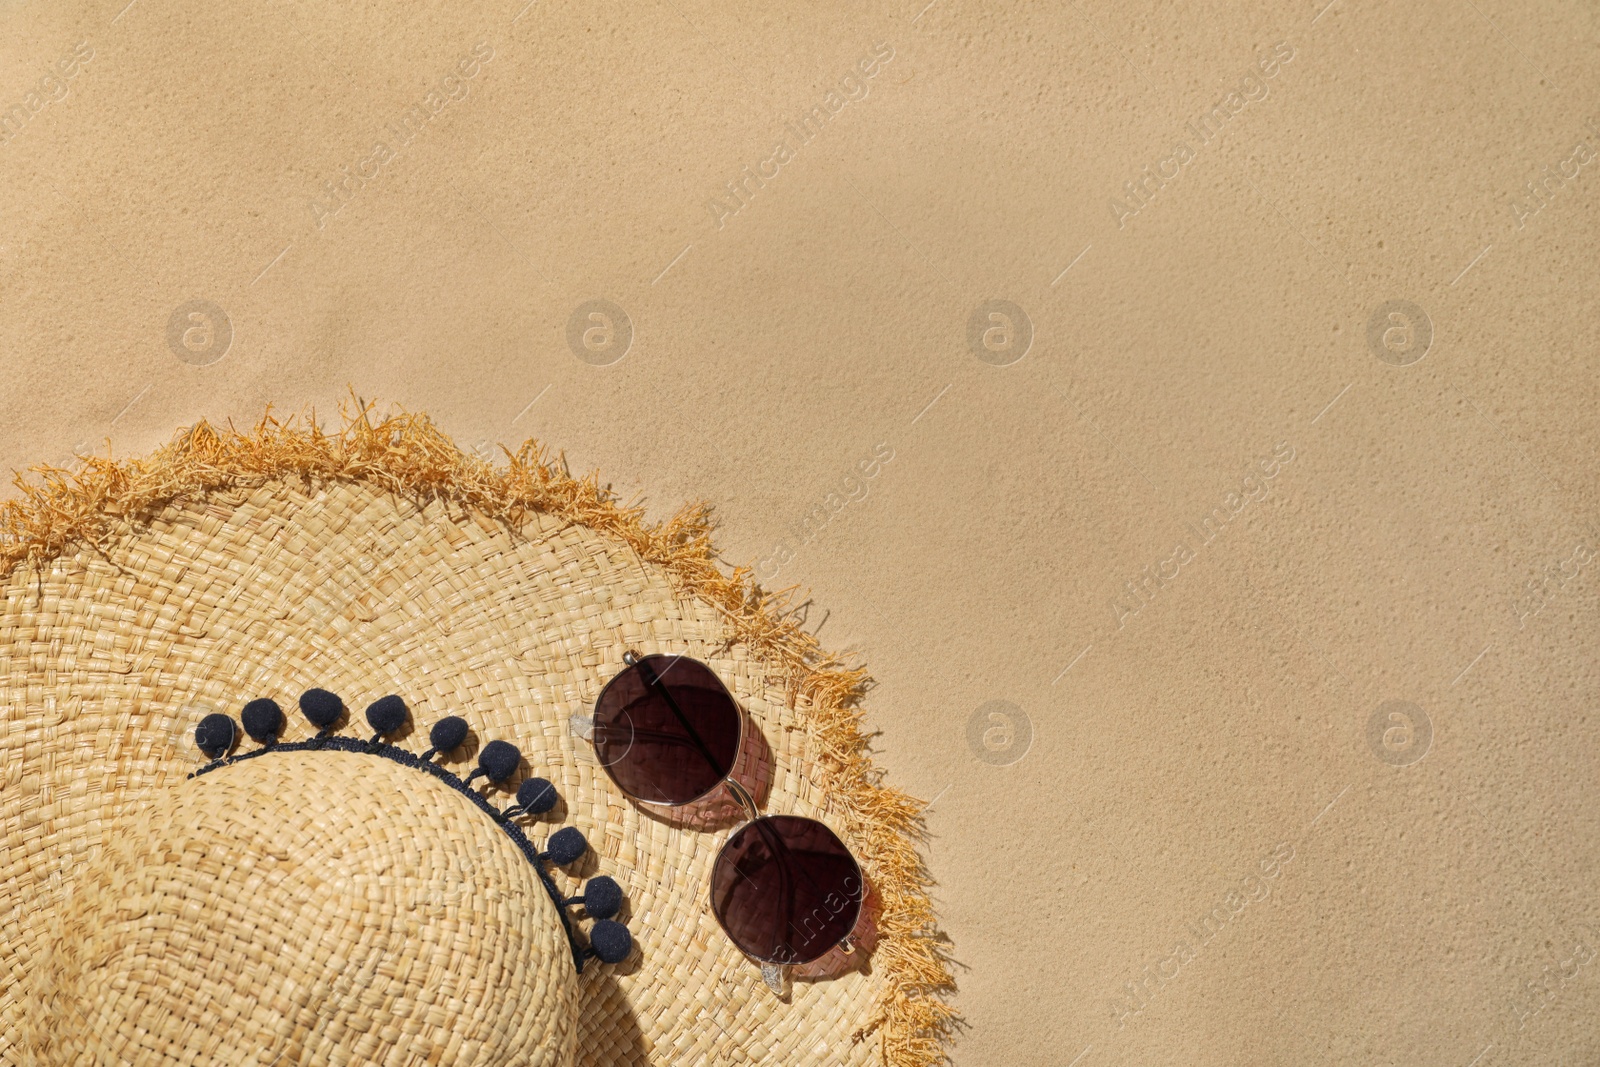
[27,753,580,1066]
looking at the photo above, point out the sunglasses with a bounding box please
[580,651,864,971]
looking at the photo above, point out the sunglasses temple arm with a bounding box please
[759,816,798,960]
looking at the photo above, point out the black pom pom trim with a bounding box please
[195,714,237,759]
[589,920,633,964]
[580,875,623,920]
[515,776,557,816]
[365,694,409,737]
[240,699,284,744]
[298,688,344,729]
[429,716,470,755]
[474,739,521,784]
[544,826,588,867]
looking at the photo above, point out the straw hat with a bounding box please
[0,407,955,1067]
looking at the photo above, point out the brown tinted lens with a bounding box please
[710,815,863,965]
[591,654,741,805]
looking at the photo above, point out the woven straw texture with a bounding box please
[25,752,577,1067]
[0,409,955,1067]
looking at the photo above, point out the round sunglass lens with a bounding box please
[592,654,742,805]
[710,815,863,965]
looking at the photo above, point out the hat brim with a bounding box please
[0,405,955,1067]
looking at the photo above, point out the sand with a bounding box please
[2,1,1598,1064]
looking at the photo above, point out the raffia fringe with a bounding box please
[0,400,958,1067]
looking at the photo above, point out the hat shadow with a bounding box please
[577,966,647,1066]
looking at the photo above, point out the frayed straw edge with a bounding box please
[0,400,958,1067]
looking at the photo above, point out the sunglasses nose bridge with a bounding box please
[723,777,759,822]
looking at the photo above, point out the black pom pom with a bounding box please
[365,695,409,736]
[195,714,237,759]
[240,699,283,744]
[582,875,623,920]
[299,688,344,729]
[589,920,632,964]
[516,777,557,815]
[546,826,588,866]
[477,739,521,784]
[430,716,470,753]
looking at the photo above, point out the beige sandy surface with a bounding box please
[3,1,1598,1064]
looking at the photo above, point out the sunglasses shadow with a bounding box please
[633,706,775,833]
